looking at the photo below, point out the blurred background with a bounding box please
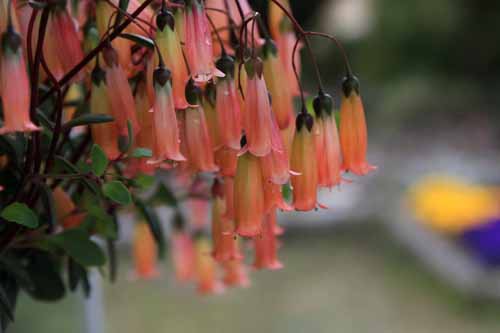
[10,0,500,332]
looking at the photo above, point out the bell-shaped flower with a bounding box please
[148,66,185,163]
[170,226,196,283]
[184,0,223,82]
[103,46,139,136]
[234,148,265,237]
[313,92,342,188]
[155,9,189,109]
[339,76,376,176]
[132,223,159,279]
[262,39,294,129]
[253,210,283,270]
[243,58,273,157]
[0,27,39,134]
[183,79,219,172]
[194,235,224,294]
[90,65,120,160]
[211,181,241,262]
[215,55,242,150]
[47,6,84,79]
[290,112,318,211]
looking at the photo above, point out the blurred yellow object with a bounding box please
[408,175,500,234]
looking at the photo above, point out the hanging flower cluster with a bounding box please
[0,0,376,319]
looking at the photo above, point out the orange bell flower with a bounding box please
[155,9,189,109]
[253,210,283,270]
[90,65,120,160]
[132,223,159,279]
[234,149,265,237]
[149,67,185,164]
[222,258,250,288]
[0,27,39,134]
[260,114,291,186]
[53,187,85,229]
[222,176,235,221]
[47,7,84,79]
[103,46,139,137]
[243,58,274,157]
[184,0,223,82]
[211,181,241,262]
[215,55,242,150]
[194,235,223,294]
[339,76,376,176]
[313,92,342,188]
[262,39,294,130]
[290,112,318,211]
[184,80,219,172]
[170,227,196,282]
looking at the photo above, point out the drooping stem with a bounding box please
[304,31,353,77]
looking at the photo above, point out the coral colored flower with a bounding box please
[0,28,39,134]
[313,92,342,188]
[171,229,196,282]
[290,113,318,211]
[268,0,290,40]
[194,235,223,294]
[183,79,218,172]
[132,223,159,279]
[215,56,242,150]
[155,10,189,109]
[206,0,231,57]
[263,181,293,214]
[276,32,301,97]
[234,150,265,237]
[243,59,274,157]
[184,105,219,172]
[215,147,238,177]
[148,67,185,163]
[260,114,291,186]
[339,76,376,176]
[90,66,120,160]
[173,5,185,44]
[211,181,241,262]
[47,7,84,79]
[222,258,250,288]
[253,210,283,270]
[103,46,140,137]
[263,39,294,130]
[184,0,223,82]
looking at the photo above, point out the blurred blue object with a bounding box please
[462,218,500,267]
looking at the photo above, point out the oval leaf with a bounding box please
[1,203,39,229]
[50,230,106,267]
[91,144,108,176]
[102,181,131,205]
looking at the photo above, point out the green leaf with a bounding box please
[25,251,66,301]
[119,33,154,49]
[131,148,152,158]
[118,120,134,153]
[84,206,117,239]
[90,144,108,177]
[54,156,100,195]
[115,0,129,25]
[63,114,114,131]
[133,174,155,190]
[102,181,132,205]
[1,203,39,229]
[149,184,178,207]
[49,229,106,267]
